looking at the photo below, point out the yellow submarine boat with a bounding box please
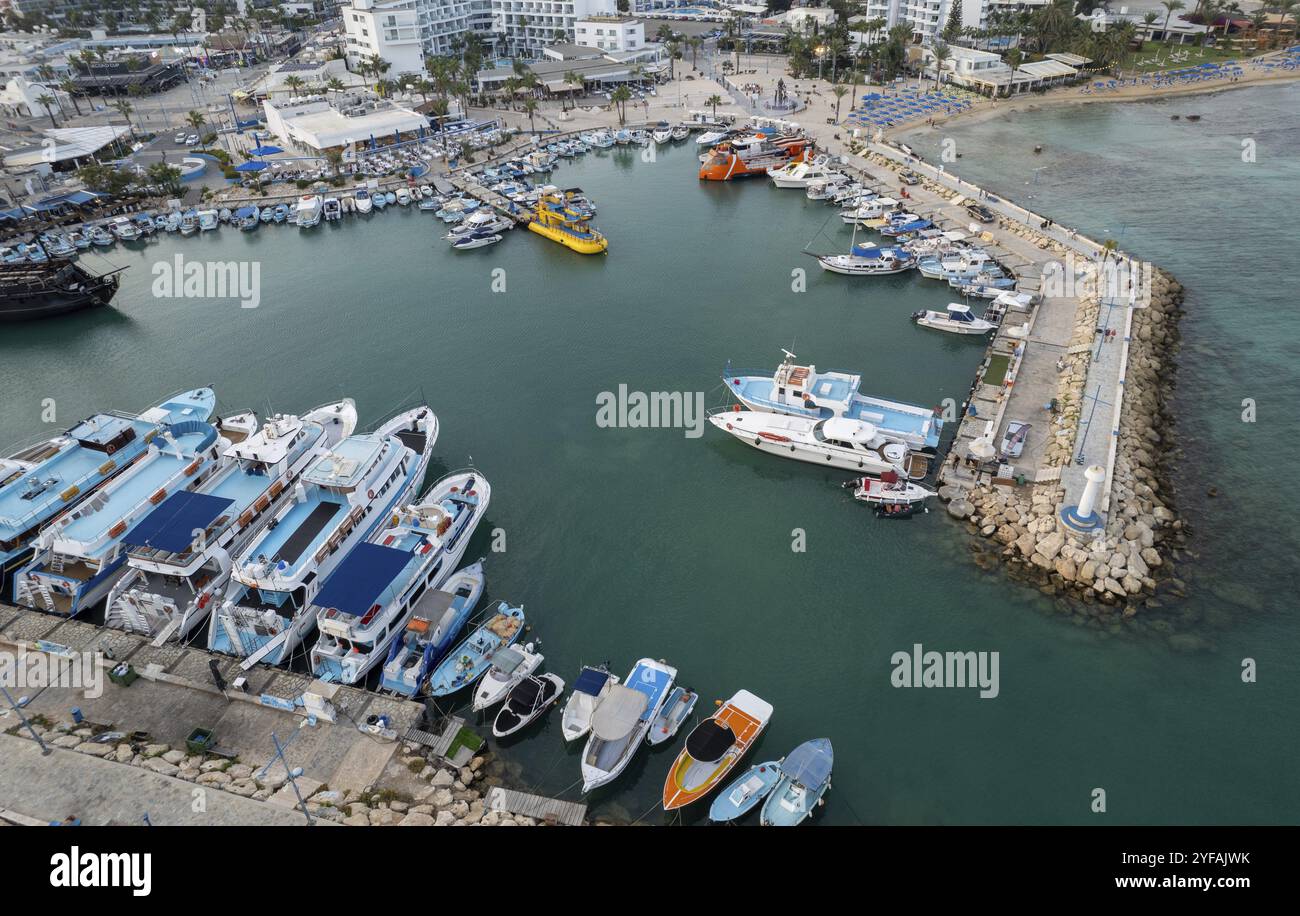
[527,190,608,255]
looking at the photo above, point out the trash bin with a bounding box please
[108,664,138,687]
[186,727,216,755]
[71,707,83,724]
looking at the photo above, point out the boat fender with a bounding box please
[106,443,116,455]
[368,489,376,499]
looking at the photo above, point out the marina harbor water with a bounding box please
[2,83,1297,825]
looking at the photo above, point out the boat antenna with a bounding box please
[781,346,796,363]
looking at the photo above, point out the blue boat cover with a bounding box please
[124,491,235,553]
[782,738,833,788]
[234,206,259,218]
[314,542,412,617]
[573,667,613,697]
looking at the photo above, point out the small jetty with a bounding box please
[483,786,587,826]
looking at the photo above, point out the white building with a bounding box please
[574,14,644,53]
[343,0,426,75]
[493,0,619,56]
[262,95,432,152]
[862,0,989,45]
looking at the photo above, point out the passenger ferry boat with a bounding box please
[722,352,943,452]
[1,390,216,599]
[104,400,358,643]
[208,406,437,669]
[14,389,224,617]
[308,470,490,686]
[698,132,809,181]
[527,188,607,254]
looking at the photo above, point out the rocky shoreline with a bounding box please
[7,715,567,826]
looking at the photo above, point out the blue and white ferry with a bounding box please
[207,406,437,669]
[1,389,216,598]
[723,351,942,452]
[308,470,491,686]
[104,400,358,643]
[14,390,225,617]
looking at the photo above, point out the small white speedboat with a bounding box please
[560,665,620,742]
[493,673,565,738]
[396,187,411,206]
[450,232,502,250]
[844,471,935,506]
[471,643,542,711]
[355,189,373,213]
[912,302,996,335]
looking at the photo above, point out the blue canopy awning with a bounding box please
[314,542,413,617]
[123,491,235,553]
[573,667,614,697]
[233,160,268,172]
[247,144,282,156]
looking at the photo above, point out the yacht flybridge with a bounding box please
[723,353,942,452]
[104,400,358,643]
[208,407,436,669]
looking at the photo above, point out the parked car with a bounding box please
[185,134,200,146]
[173,133,187,144]
[1000,421,1031,458]
[965,202,996,223]
[898,169,921,186]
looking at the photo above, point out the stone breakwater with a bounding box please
[6,715,559,826]
[854,146,1190,628]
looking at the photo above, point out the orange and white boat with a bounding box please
[662,689,774,810]
[698,133,808,181]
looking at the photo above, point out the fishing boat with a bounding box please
[372,190,388,210]
[109,217,142,242]
[378,560,484,696]
[581,657,677,793]
[670,124,690,142]
[843,469,935,509]
[471,641,543,711]
[68,230,92,248]
[208,406,437,668]
[354,189,373,214]
[14,390,223,617]
[272,204,289,223]
[308,470,489,685]
[663,689,773,810]
[767,157,834,189]
[426,602,526,697]
[527,188,607,254]
[0,259,122,322]
[295,195,323,228]
[912,302,997,335]
[760,738,833,826]
[395,187,411,206]
[259,207,274,223]
[708,760,782,823]
[384,191,397,205]
[1,390,216,597]
[806,176,855,201]
[197,210,219,232]
[646,685,698,746]
[840,197,898,223]
[493,673,565,738]
[916,249,996,280]
[709,408,931,478]
[218,208,232,224]
[322,197,342,221]
[135,214,156,236]
[560,665,620,742]
[40,234,77,259]
[235,206,260,231]
[90,224,117,245]
[723,352,943,451]
[104,401,357,642]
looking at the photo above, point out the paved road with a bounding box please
[0,733,309,826]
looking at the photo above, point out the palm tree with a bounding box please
[930,40,951,90]
[324,147,342,177]
[35,93,59,128]
[113,98,135,136]
[1141,11,1159,46]
[688,36,703,70]
[705,93,723,120]
[283,74,305,95]
[831,84,849,120]
[186,110,206,133]
[327,76,346,93]
[1160,0,1186,44]
[522,98,538,133]
[611,85,632,125]
[58,78,83,116]
[367,55,391,95]
[563,70,582,109]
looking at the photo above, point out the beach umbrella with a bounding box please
[968,437,997,461]
[233,160,268,172]
[247,145,283,156]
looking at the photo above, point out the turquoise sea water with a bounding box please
[2,88,1295,824]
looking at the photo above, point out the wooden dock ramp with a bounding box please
[484,787,587,826]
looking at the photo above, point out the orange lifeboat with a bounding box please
[698,133,809,181]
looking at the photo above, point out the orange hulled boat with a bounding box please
[662,689,774,810]
[698,132,809,181]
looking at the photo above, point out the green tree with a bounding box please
[705,92,722,120]
[1160,0,1186,43]
[942,0,964,43]
[611,85,632,125]
[35,93,59,127]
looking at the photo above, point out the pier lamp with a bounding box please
[1060,465,1106,533]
